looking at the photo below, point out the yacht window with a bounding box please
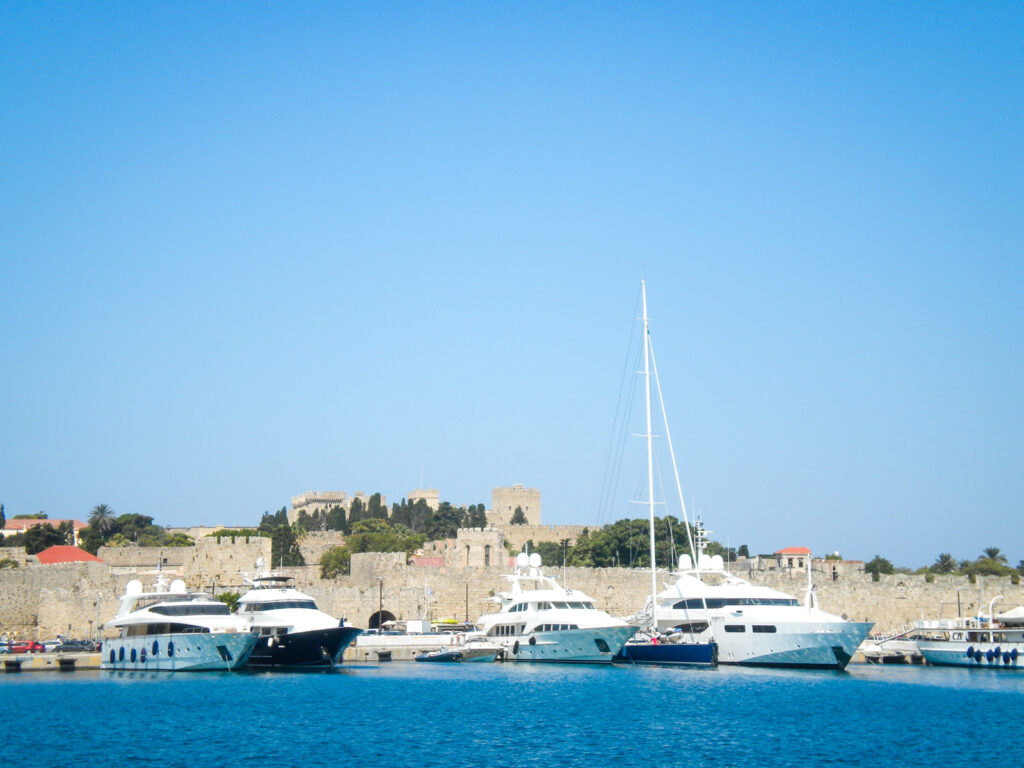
[554,602,570,609]
[724,625,746,633]
[752,625,777,633]
[569,602,585,609]
[538,602,553,610]
[671,597,799,610]
[583,602,595,610]
[150,604,230,617]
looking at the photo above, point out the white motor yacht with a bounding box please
[651,535,872,669]
[102,575,258,671]
[475,553,637,663]
[236,560,361,668]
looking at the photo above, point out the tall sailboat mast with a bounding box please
[642,280,658,630]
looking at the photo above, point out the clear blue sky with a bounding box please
[2,3,1021,568]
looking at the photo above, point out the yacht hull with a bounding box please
[501,625,638,664]
[615,641,717,667]
[101,632,258,671]
[657,618,872,670]
[918,640,1024,669]
[247,626,362,668]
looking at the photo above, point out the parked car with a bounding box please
[8,640,45,654]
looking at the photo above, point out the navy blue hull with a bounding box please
[247,627,362,669]
[615,642,717,667]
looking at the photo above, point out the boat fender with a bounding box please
[130,648,137,663]
[1004,652,1011,664]
[986,650,994,662]
[268,637,276,647]
[512,640,519,655]
[529,636,536,646]
[995,646,1002,656]
[140,648,146,663]
[974,650,983,662]
[966,646,974,658]
[1012,648,1019,661]
[167,641,174,658]
[152,640,159,656]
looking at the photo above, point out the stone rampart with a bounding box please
[298,531,348,565]
[503,524,590,553]
[4,546,1024,641]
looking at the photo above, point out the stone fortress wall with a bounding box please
[7,483,1019,642]
[5,531,1024,641]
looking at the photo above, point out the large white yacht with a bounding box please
[235,560,361,668]
[650,535,872,669]
[475,553,637,663]
[102,575,258,671]
[915,598,1024,669]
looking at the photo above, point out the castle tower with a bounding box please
[489,484,541,527]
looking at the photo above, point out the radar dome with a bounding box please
[515,552,530,568]
[528,553,542,568]
[678,554,692,570]
[710,554,724,570]
[698,554,713,569]
[125,579,143,596]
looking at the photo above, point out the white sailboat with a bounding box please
[616,280,717,666]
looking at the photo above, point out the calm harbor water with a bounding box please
[3,663,1023,767]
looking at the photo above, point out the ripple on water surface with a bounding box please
[2,663,1023,768]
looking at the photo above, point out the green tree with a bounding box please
[366,493,387,520]
[24,523,66,554]
[88,504,116,536]
[932,553,956,574]
[426,502,464,540]
[215,592,241,612]
[510,506,528,525]
[79,525,104,555]
[14,512,47,519]
[320,546,351,579]
[864,555,895,581]
[0,502,5,529]
[325,505,347,533]
[982,547,1008,563]
[465,503,488,528]
[348,497,366,525]
[737,544,750,558]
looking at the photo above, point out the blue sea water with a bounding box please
[3,663,1023,767]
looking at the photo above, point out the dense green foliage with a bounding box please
[79,512,195,554]
[259,508,305,566]
[214,591,241,612]
[510,506,528,525]
[318,519,428,579]
[865,555,895,581]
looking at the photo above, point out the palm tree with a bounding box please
[982,547,1008,563]
[88,503,115,536]
[933,553,956,574]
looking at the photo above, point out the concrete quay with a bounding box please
[2,652,101,672]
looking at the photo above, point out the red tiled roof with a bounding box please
[775,546,812,555]
[410,557,444,568]
[2,518,87,532]
[35,545,104,564]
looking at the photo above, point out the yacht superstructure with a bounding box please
[475,553,637,663]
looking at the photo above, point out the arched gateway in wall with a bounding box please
[367,610,396,629]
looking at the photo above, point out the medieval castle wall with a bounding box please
[4,535,1024,641]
